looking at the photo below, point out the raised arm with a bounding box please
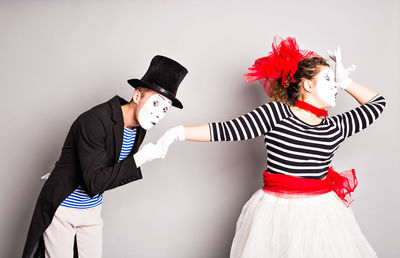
[330,93,385,139]
[345,80,378,105]
[328,46,380,105]
[327,46,386,139]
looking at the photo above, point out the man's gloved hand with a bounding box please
[133,142,164,168]
[327,46,356,89]
[157,125,185,158]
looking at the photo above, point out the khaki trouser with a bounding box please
[43,204,103,258]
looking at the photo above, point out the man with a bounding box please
[22,55,188,258]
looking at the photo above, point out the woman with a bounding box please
[158,37,385,257]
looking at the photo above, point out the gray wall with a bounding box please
[1,0,399,257]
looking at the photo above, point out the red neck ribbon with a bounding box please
[294,100,328,118]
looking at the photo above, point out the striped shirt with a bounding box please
[60,127,137,209]
[209,95,386,179]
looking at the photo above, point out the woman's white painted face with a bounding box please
[315,67,337,107]
[138,94,172,130]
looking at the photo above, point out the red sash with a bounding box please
[262,167,358,207]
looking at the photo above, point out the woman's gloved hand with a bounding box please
[157,125,185,158]
[327,46,356,89]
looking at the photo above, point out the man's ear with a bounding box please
[132,90,141,104]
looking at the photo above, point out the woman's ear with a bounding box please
[302,79,313,93]
[132,90,141,104]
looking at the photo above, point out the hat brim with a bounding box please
[127,79,183,109]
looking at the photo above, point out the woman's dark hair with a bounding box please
[270,57,329,105]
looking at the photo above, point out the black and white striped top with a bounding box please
[209,94,386,179]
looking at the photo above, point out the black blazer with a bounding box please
[23,95,146,258]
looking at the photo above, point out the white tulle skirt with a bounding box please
[230,190,377,258]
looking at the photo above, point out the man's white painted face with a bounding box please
[315,67,337,107]
[138,94,172,130]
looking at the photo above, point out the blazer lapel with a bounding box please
[110,96,125,163]
[109,95,147,161]
[113,124,123,163]
[132,127,145,154]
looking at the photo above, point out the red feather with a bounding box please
[245,36,319,97]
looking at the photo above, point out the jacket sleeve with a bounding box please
[75,113,142,197]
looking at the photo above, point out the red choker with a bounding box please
[294,101,328,118]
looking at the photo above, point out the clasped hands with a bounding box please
[133,126,184,167]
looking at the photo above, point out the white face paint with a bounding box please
[315,68,337,107]
[138,94,172,130]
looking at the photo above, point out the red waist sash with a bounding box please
[262,166,358,207]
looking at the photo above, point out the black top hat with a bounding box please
[127,55,188,109]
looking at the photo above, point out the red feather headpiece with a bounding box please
[244,36,320,97]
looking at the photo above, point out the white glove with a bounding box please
[327,46,356,89]
[133,142,164,168]
[157,125,185,158]
[41,172,51,180]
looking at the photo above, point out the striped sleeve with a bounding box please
[209,102,288,142]
[332,94,386,139]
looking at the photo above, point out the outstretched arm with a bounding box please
[155,124,210,158]
[157,102,286,157]
[183,124,211,142]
